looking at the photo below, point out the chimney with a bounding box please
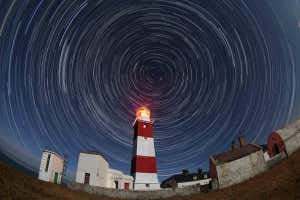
[198,168,202,175]
[182,169,189,176]
[231,140,238,151]
[238,135,247,147]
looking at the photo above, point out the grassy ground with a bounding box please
[1,149,300,200]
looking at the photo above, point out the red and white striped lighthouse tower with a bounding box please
[131,107,160,190]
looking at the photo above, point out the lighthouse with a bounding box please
[131,107,160,190]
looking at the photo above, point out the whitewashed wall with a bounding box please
[134,182,161,190]
[38,151,64,184]
[276,120,300,156]
[134,172,160,191]
[263,151,270,161]
[76,153,109,187]
[216,150,267,188]
[177,178,211,188]
[107,169,133,189]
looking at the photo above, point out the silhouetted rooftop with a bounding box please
[211,144,262,164]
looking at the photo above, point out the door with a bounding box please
[114,181,118,189]
[124,182,129,190]
[54,172,58,184]
[274,143,280,155]
[84,173,90,184]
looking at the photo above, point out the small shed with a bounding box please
[267,119,300,158]
[38,150,65,184]
[209,137,267,189]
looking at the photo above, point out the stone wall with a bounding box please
[67,181,204,199]
[266,151,287,168]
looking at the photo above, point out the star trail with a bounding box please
[0,0,299,180]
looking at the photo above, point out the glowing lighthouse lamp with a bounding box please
[136,107,151,122]
[131,107,160,190]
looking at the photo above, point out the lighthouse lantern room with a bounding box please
[131,107,160,190]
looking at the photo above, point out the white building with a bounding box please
[209,137,267,189]
[38,150,65,184]
[161,170,211,189]
[177,178,211,188]
[76,152,133,189]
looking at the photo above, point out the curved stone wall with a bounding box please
[67,181,204,199]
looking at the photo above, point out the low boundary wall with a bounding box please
[266,151,287,168]
[67,181,204,199]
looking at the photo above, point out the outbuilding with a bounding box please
[75,152,133,189]
[209,136,267,189]
[161,169,211,189]
[107,169,134,189]
[38,150,65,184]
[267,119,300,158]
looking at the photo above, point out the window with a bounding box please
[143,125,146,128]
[146,183,150,187]
[45,154,51,172]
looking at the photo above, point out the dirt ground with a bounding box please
[0,161,116,200]
[1,150,300,200]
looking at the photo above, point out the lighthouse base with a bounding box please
[134,182,160,190]
[133,172,160,190]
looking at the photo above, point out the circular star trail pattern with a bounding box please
[0,0,297,179]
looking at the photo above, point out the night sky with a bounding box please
[0,0,299,181]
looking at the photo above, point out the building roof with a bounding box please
[211,144,262,164]
[285,118,300,130]
[80,151,108,162]
[108,168,123,175]
[43,150,65,161]
[273,118,300,140]
[161,170,209,188]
